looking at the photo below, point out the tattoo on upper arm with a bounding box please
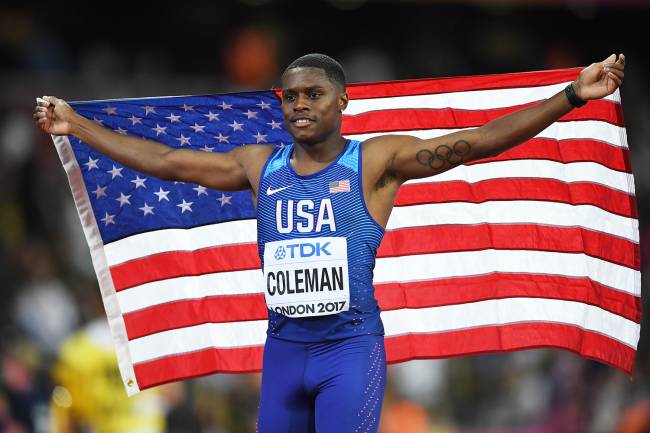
[416,140,472,170]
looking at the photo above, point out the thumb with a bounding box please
[602,53,616,65]
[42,95,61,107]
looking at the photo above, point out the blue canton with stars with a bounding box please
[69,91,292,244]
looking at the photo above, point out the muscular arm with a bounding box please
[35,96,253,191]
[377,54,625,183]
[387,89,573,182]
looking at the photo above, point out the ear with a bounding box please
[339,91,349,112]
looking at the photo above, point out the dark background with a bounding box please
[1,1,648,432]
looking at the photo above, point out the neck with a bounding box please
[289,131,347,176]
[292,132,346,164]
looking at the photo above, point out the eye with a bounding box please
[283,95,296,103]
[309,91,321,99]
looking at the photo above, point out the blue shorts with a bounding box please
[257,334,386,433]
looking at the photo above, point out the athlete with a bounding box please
[34,52,625,433]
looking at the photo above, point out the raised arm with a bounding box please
[33,96,252,191]
[380,53,625,183]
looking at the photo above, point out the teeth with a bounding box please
[295,119,310,125]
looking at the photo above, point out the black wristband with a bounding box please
[564,83,587,108]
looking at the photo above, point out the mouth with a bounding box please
[291,117,315,128]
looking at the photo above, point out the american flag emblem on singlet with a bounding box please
[329,179,351,193]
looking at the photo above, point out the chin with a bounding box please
[290,129,319,145]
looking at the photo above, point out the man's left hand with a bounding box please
[575,53,625,101]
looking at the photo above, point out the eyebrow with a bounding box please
[282,85,327,94]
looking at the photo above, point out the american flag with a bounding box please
[52,68,640,395]
[329,179,351,193]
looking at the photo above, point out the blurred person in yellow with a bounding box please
[51,318,166,433]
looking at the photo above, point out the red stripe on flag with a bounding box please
[111,243,261,292]
[380,224,640,270]
[133,345,264,391]
[342,100,623,134]
[384,323,636,375]
[111,222,639,293]
[344,69,583,99]
[132,321,634,391]
[471,138,631,173]
[123,273,640,341]
[396,179,637,218]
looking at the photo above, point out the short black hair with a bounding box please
[283,53,346,89]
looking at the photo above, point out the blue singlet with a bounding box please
[255,140,387,432]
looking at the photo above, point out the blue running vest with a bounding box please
[257,139,385,342]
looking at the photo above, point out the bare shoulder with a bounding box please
[236,144,277,194]
[236,143,276,159]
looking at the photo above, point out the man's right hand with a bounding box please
[33,96,77,136]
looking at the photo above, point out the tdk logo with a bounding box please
[274,242,331,260]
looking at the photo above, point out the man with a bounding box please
[34,52,625,433]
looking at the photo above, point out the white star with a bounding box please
[107,165,123,179]
[92,184,107,198]
[267,119,282,130]
[217,193,232,206]
[152,124,167,136]
[177,199,193,213]
[129,115,142,125]
[143,106,156,115]
[165,113,181,123]
[201,145,214,152]
[131,176,147,189]
[93,117,104,125]
[115,127,128,135]
[193,185,208,196]
[253,131,268,143]
[215,133,229,143]
[257,100,271,110]
[229,120,243,131]
[173,181,185,185]
[139,202,154,216]
[101,212,115,226]
[279,142,287,148]
[176,134,191,146]
[103,106,117,115]
[116,192,132,207]
[182,104,194,112]
[153,187,170,201]
[218,101,233,110]
[244,110,258,119]
[190,123,206,133]
[204,111,220,121]
[84,156,99,171]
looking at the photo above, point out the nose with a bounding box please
[294,94,310,111]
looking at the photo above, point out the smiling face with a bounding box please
[280,67,348,146]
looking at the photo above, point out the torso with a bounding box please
[254,139,386,341]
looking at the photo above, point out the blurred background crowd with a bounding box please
[1,0,649,432]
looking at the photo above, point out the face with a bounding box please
[281,67,348,145]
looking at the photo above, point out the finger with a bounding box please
[618,53,625,65]
[42,96,58,106]
[33,111,46,119]
[601,53,616,64]
[605,68,624,79]
[604,62,624,71]
[36,97,52,108]
[35,106,48,113]
[608,72,622,86]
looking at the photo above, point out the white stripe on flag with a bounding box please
[387,201,639,242]
[127,298,639,364]
[116,248,639,314]
[346,121,628,149]
[345,82,618,114]
[407,160,634,194]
